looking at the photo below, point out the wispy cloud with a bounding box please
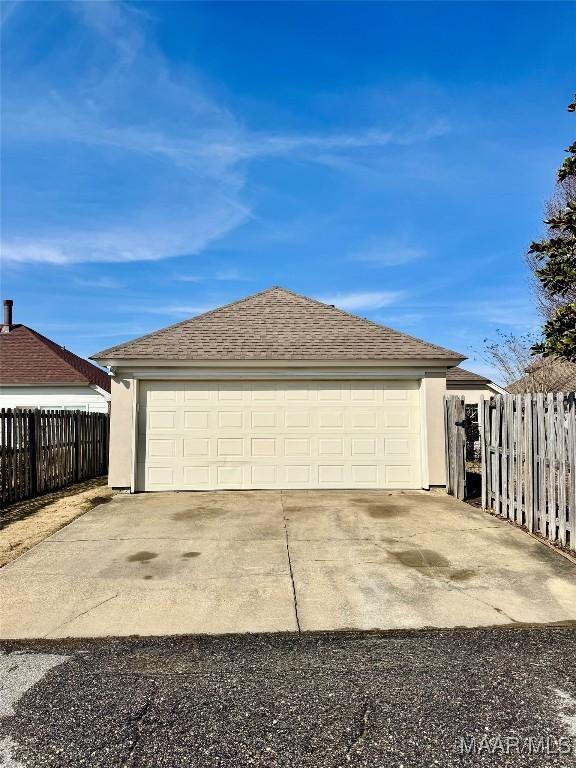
[350,238,427,267]
[74,276,123,289]
[316,291,403,311]
[215,269,247,281]
[380,312,425,327]
[171,269,247,283]
[1,2,448,266]
[137,304,215,318]
[171,274,202,283]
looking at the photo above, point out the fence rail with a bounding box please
[0,409,109,507]
[445,394,576,554]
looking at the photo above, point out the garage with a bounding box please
[93,286,465,492]
[137,379,421,491]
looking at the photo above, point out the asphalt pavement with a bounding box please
[1,627,576,767]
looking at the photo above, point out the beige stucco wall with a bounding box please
[420,372,447,487]
[108,375,135,488]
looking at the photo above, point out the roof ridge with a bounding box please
[92,286,283,359]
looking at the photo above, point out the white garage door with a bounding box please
[137,380,421,491]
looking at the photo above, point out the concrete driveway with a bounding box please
[1,490,575,638]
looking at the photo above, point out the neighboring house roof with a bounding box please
[508,359,576,394]
[446,366,490,384]
[92,286,465,362]
[0,325,110,391]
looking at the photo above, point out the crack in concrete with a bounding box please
[280,491,301,634]
[43,593,119,639]
[444,584,518,624]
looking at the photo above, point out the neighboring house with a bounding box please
[0,299,110,413]
[446,366,505,403]
[93,286,466,492]
[508,359,576,394]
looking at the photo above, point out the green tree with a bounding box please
[530,96,576,361]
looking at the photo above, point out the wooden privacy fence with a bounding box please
[480,393,576,552]
[0,409,109,508]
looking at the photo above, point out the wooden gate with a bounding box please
[444,395,467,499]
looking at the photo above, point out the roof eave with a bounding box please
[92,355,466,369]
[0,380,92,387]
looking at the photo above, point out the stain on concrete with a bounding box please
[386,546,475,582]
[181,552,201,558]
[283,505,329,515]
[449,568,475,582]
[388,549,450,568]
[143,575,153,580]
[127,551,158,563]
[364,504,407,519]
[171,507,227,522]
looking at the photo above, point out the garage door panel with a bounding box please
[284,437,311,456]
[351,438,377,456]
[138,380,421,490]
[251,384,277,400]
[251,411,276,428]
[384,437,416,457]
[184,438,210,457]
[351,465,378,483]
[319,411,344,428]
[351,411,378,429]
[184,411,209,429]
[318,438,344,456]
[251,437,276,457]
[318,464,345,483]
[285,411,310,428]
[183,465,210,485]
[148,411,176,430]
[218,411,243,428]
[184,383,212,400]
[381,410,417,430]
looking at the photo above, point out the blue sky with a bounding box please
[1,1,575,381]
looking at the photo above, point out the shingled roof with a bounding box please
[92,286,465,362]
[0,325,110,390]
[446,366,490,383]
